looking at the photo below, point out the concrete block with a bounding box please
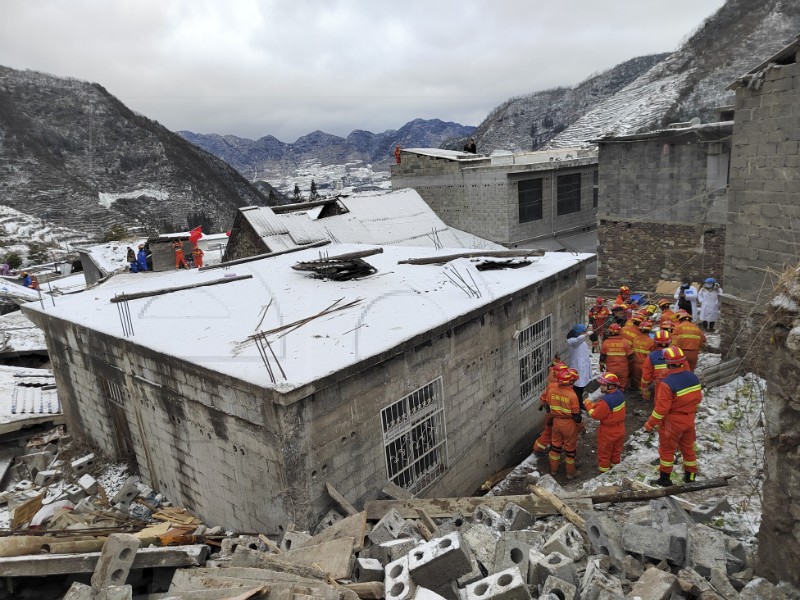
[408,532,472,590]
[369,508,406,544]
[96,585,133,600]
[689,497,731,522]
[473,505,510,533]
[710,567,740,599]
[352,557,383,583]
[685,524,727,577]
[63,582,95,600]
[399,519,424,542]
[414,588,448,600]
[621,523,686,564]
[534,551,576,587]
[581,557,625,600]
[220,536,268,558]
[621,554,644,581]
[71,453,96,476]
[65,484,86,503]
[429,580,459,600]
[501,502,534,531]
[314,508,344,534]
[279,530,311,551]
[650,497,694,527]
[533,474,564,496]
[464,567,531,600]
[78,474,98,495]
[541,575,577,600]
[384,556,416,600]
[492,534,533,579]
[626,506,652,525]
[437,513,471,536]
[366,537,419,565]
[463,523,500,570]
[585,513,625,560]
[724,536,748,575]
[18,451,54,476]
[541,523,585,562]
[457,547,484,588]
[90,533,140,590]
[111,476,140,505]
[34,469,61,486]
[627,566,678,600]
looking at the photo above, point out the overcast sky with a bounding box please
[1,1,726,142]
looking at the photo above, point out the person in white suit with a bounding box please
[698,277,722,331]
[674,279,699,318]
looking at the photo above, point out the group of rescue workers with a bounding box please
[534,284,708,487]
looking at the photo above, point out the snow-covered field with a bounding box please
[260,159,392,198]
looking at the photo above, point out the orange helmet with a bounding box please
[552,363,568,375]
[654,330,671,345]
[661,319,674,331]
[597,373,620,387]
[676,310,692,321]
[567,368,580,382]
[619,286,630,295]
[631,312,645,324]
[608,323,621,334]
[663,346,686,365]
[640,319,654,332]
[556,369,574,385]
[611,303,626,312]
[595,297,605,305]
[657,298,671,308]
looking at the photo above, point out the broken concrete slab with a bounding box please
[278,530,311,552]
[464,567,531,600]
[63,582,95,600]
[542,523,585,562]
[541,574,577,600]
[96,585,133,600]
[650,496,695,527]
[621,522,686,564]
[299,511,367,551]
[408,532,473,590]
[686,524,728,577]
[91,533,141,590]
[368,508,406,544]
[689,497,731,522]
[627,566,679,600]
[259,535,355,579]
[585,513,625,560]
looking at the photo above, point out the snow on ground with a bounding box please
[260,159,392,199]
[0,310,47,353]
[98,188,169,209]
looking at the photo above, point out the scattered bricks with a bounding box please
[463,523,500,571]
[541,575,577,600]
[314,508,344,534]
[585,513,625,560]
[220,536,268,558]
[501,502,534,531]
[621,554,644,581]
[650,497,695,527]
[690,497,731,522]
[492,533,533,579]
[279,530,311,551]
[685,524,727,577]
[621,523,687,564]
[65,484,86,504]
[90,533,141,590]
[368,508,406,545]
[542,523,585,562]
[352,557,384,583]
[384,556,417,600]
[627,566,679,600]
[408,532,473,590]
[534,552,576,587]
[78,474,98,495]
[473,505,510,533]
[437,513,471,536]
[34,469,61,486]
[464,567,531,600]
[111,476,140,505]
[71,453,96,476]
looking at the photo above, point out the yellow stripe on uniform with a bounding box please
[612,402,625,412]
[660,459,674,467]
[651,411,664,420]
[676,384,702,396]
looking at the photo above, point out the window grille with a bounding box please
[99,377,126,406]
[518,179,543,223]
[381,378,448,494]
[592,170,599,208]
[518,315,552,407]
[556,173,582,215]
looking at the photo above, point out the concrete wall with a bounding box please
[224,214,266,262]
[596,133,729,290]
[392,153,597,246]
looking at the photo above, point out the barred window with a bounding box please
[381,378,448,494]
[518,179,543,223]
[518,315,552,407]
[556,173,582,215]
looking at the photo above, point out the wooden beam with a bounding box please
[528,485,586,530]
[325,482,359,516]
[398,250,544,265]
[344,582,385,599]
[575,477,732,505]
[415,509,439,538]
[110,275,252,303]
[298,512,367,552]
[380,482,414,500]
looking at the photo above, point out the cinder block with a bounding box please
[541,575,577,600]
[534,551,576,587]
[220,536,268,558]
[501,502,534,531]
[78,474,98,495]
[437,513,471,536]
[96,585,132,600]
[279,530,311,551]
[492,534,533,578]
[352,557,383,583]
[689,497,731,522]
[685,524,727,577]
[408,532,472,590]
[581,556,625,600]
[627,566,678,600]
[399,519,424,542]
[384,556,416,600]
[465,567,531,600]
[473,505,510,533]
[63,582,95,600]
[369,508,406,545]
[585,513,625,560]
[34,469,61,486]
[71,453,96,476]
[463,523,500,571]
[650,497,694,527]
[533,474,565,496]
[621,554,644,581]
[65,484,86,503]
[110,476,139,505]
[623,522,687,564]
[90,533,140,590]
[314,508,344,534]
[365,537,419,565]
[457,546,484,588]
[542,523,585,562]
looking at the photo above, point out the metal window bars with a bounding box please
[115,294,134,337]
[518,315,552,407]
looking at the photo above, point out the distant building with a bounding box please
[390,148,598,247]
[592,119,732,290]
[24,244,593,532]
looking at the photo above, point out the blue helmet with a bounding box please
[574,324,587,334]
[704,277,716,285]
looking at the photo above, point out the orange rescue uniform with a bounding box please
[192,246,204,268]
[600,337,633,390]
[586,389,626,472]
[546,384,581,477]
[588,305,611,341]
[173,240,189,269]
[630,332,656,391]
[659,308,676,328]
[640,347,671,398]
[673,321,706,371]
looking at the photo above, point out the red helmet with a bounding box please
[595,297,604,305]
[567,368,580,382]
[657,298,671,308]
[597,372,620,387]
[619,286,630,295]
[663,346,686,365]
[640,319,654,332]
[611,303,626,312]
[556,369,574,385]
[661,319,674,331]
[552,363,568,374]
[654,330,671,345]
[676,310,692,321]
[631,312,644,324]
[607,323,621,334]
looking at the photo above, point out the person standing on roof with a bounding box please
[463,138,477,153]
[698,278,722,331]
[173,239,189,270]
[566,323,594,410]
[136,244,148,272]
[393,144,402,164]
[585,373,626,473]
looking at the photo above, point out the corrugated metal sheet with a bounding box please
[11,384,60,415]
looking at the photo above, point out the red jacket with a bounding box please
[646,369,702,430]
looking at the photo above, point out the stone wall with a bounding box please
[223,214,265,261]
[598,219,725,292]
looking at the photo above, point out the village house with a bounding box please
[592,116,732,290]
[390,148,598,248]
[23,243,594,533]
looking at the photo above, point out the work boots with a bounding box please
[684,472,696,483]
[650,472,672,487]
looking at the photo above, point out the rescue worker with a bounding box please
[192,245,204,268]
[393,144,402,164]
[532,360,568,456]
[136,244,148,272]
[673,310,706,372]
[588,298,611,349]
[599,323,633,390]
[609,304,628,328]
[640,330,673,400]
[585,373,626,473]
[644,347,702,487]
[546,368,582,479]
[658,299,676,328]
[660,319,675,334]
[616,285,632,306]
[173,239,189,270]
[20,272,32,287]
[630,319,656,392]
[621,312,644,346]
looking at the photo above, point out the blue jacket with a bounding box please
[136,249,148,271]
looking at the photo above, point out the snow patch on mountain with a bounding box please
[98,188,170,209]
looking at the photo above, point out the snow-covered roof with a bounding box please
[0,310,47,354]
[242,189,505,252]
[727,34,800,90]
[0,366,62,434]
[23,245,593,394]
[591,120,733,144]
[0,278,41,305]
[76,239,147,277]
[403,148,485,161]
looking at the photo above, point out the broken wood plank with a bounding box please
[297,512,366,552]
[415,509,438,537]
[528,485,586,530]
[380,482,414,500]
[574,477,732,505]
[230,547,328,580]
[398,249,544,265]
[344,582,385,599]
[0,544,207,577]
[325,482,358,516]
[110,275,252,303]
[364,493,591,521]
[627,481,695,511]
[232,537,356,580]
[257,533,282,554]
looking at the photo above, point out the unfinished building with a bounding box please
[593,118,731,290]
[390,148,598,247]
[23,244,593,533]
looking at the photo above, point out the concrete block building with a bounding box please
[390,148,598,248]
[593,120,732,291]
[23,244,593,533]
